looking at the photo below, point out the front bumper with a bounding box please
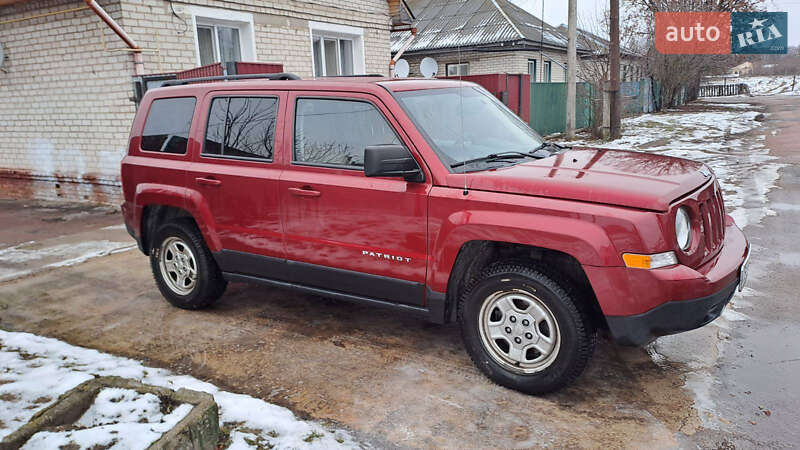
[585,216,749,346]
[605,277,738,346]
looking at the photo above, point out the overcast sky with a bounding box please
[510,0,799,46]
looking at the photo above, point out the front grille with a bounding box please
[698,184,726,256]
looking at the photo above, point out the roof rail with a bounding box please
[161,72,301,87]
[319,74,385,78]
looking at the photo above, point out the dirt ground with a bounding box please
[1,95,798,449]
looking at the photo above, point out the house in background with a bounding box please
[391,0,588,82]
[391,0,644,84]
[0,0,412,203]
[555,24,645,83]
[729,61,754,76]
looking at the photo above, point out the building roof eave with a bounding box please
[394,39,592,57]
[0,0,30,6]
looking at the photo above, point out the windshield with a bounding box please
[395,86,544,169]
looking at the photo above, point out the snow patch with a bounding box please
[720,306,749,322]
[0,330,357,449]
[0,240,136,281]
[696,101,764,110]
[741,76,800,96]
[101,224,127,231]
[565,106,783,228]
[21,388,192,450]
[684,371,719,427]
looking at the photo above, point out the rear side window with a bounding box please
[203,97,278,160]
[141,97,196,154]
[293,98,400,168]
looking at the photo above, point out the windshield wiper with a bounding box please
[532,141,569,155]
[450,151,537,169]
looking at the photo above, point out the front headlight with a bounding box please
[675,207,692,251]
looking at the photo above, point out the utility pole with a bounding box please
[608,0,621,139]
[566,0,577,139]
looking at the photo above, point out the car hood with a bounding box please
[444,147,710,211]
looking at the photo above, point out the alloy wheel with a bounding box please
[158,236,198,296]
[478,289,561,373]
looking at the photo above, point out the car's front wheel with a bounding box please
[459,262,595,394]
[149,219,227,309]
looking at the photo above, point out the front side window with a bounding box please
[446,63,469,76]
[197,24,242,66]
[396,87,543,169]
[203,97,278,160]
[543,61,552,82]
[294,98,400,167]
[141,97,196,154]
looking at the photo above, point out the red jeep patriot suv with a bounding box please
[121,73,750,394]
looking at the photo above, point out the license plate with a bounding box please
[738,247,751,292]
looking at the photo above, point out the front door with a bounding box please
[279,92,429,305]
[187,90,287,272]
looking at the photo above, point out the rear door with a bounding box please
[279,91,430,305]
[186,90,287,270]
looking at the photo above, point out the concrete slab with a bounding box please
[0,376,219,450]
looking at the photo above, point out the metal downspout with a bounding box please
[390,27,417,77]
[83,0,144,75]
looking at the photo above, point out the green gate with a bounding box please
[575,83,594,130]
[530,82,594,136]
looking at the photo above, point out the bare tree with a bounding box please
[626,0,765,107]
[572,11,642,137]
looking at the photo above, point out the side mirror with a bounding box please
[364,145,424,182]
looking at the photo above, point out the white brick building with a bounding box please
[0,0,409,203]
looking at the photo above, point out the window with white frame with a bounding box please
[527,59,537,80]
[190,6,256,68]
[445,63,469,76]
[543,61,552,82]
[309,21,365,77]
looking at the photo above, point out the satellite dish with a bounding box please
[420,57,438,78]
[394,58,410,78]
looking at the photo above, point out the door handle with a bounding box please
[288,187,321,198]
[195,176,222,187]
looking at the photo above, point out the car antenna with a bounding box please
[459,43,468,197]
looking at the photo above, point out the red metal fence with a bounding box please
[441,74,531,122]
[175,62,284,79]
[176,63,223,79]
[235,62,284,75]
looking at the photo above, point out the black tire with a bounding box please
[458,262,595,394]
[149,219,227,309]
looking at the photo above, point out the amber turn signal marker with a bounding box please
[623,251,678,269]
[623,253,651,269]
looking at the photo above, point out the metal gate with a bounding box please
[529,82,594,136]
[699,84,747,97]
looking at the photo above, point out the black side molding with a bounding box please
[223,272,448,323]
[213,249,425,306]
[213,249,450,322]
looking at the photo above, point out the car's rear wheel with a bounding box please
[459,262,595,394]
[149,219,227,309]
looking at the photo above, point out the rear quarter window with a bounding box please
[141,97,197,154]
